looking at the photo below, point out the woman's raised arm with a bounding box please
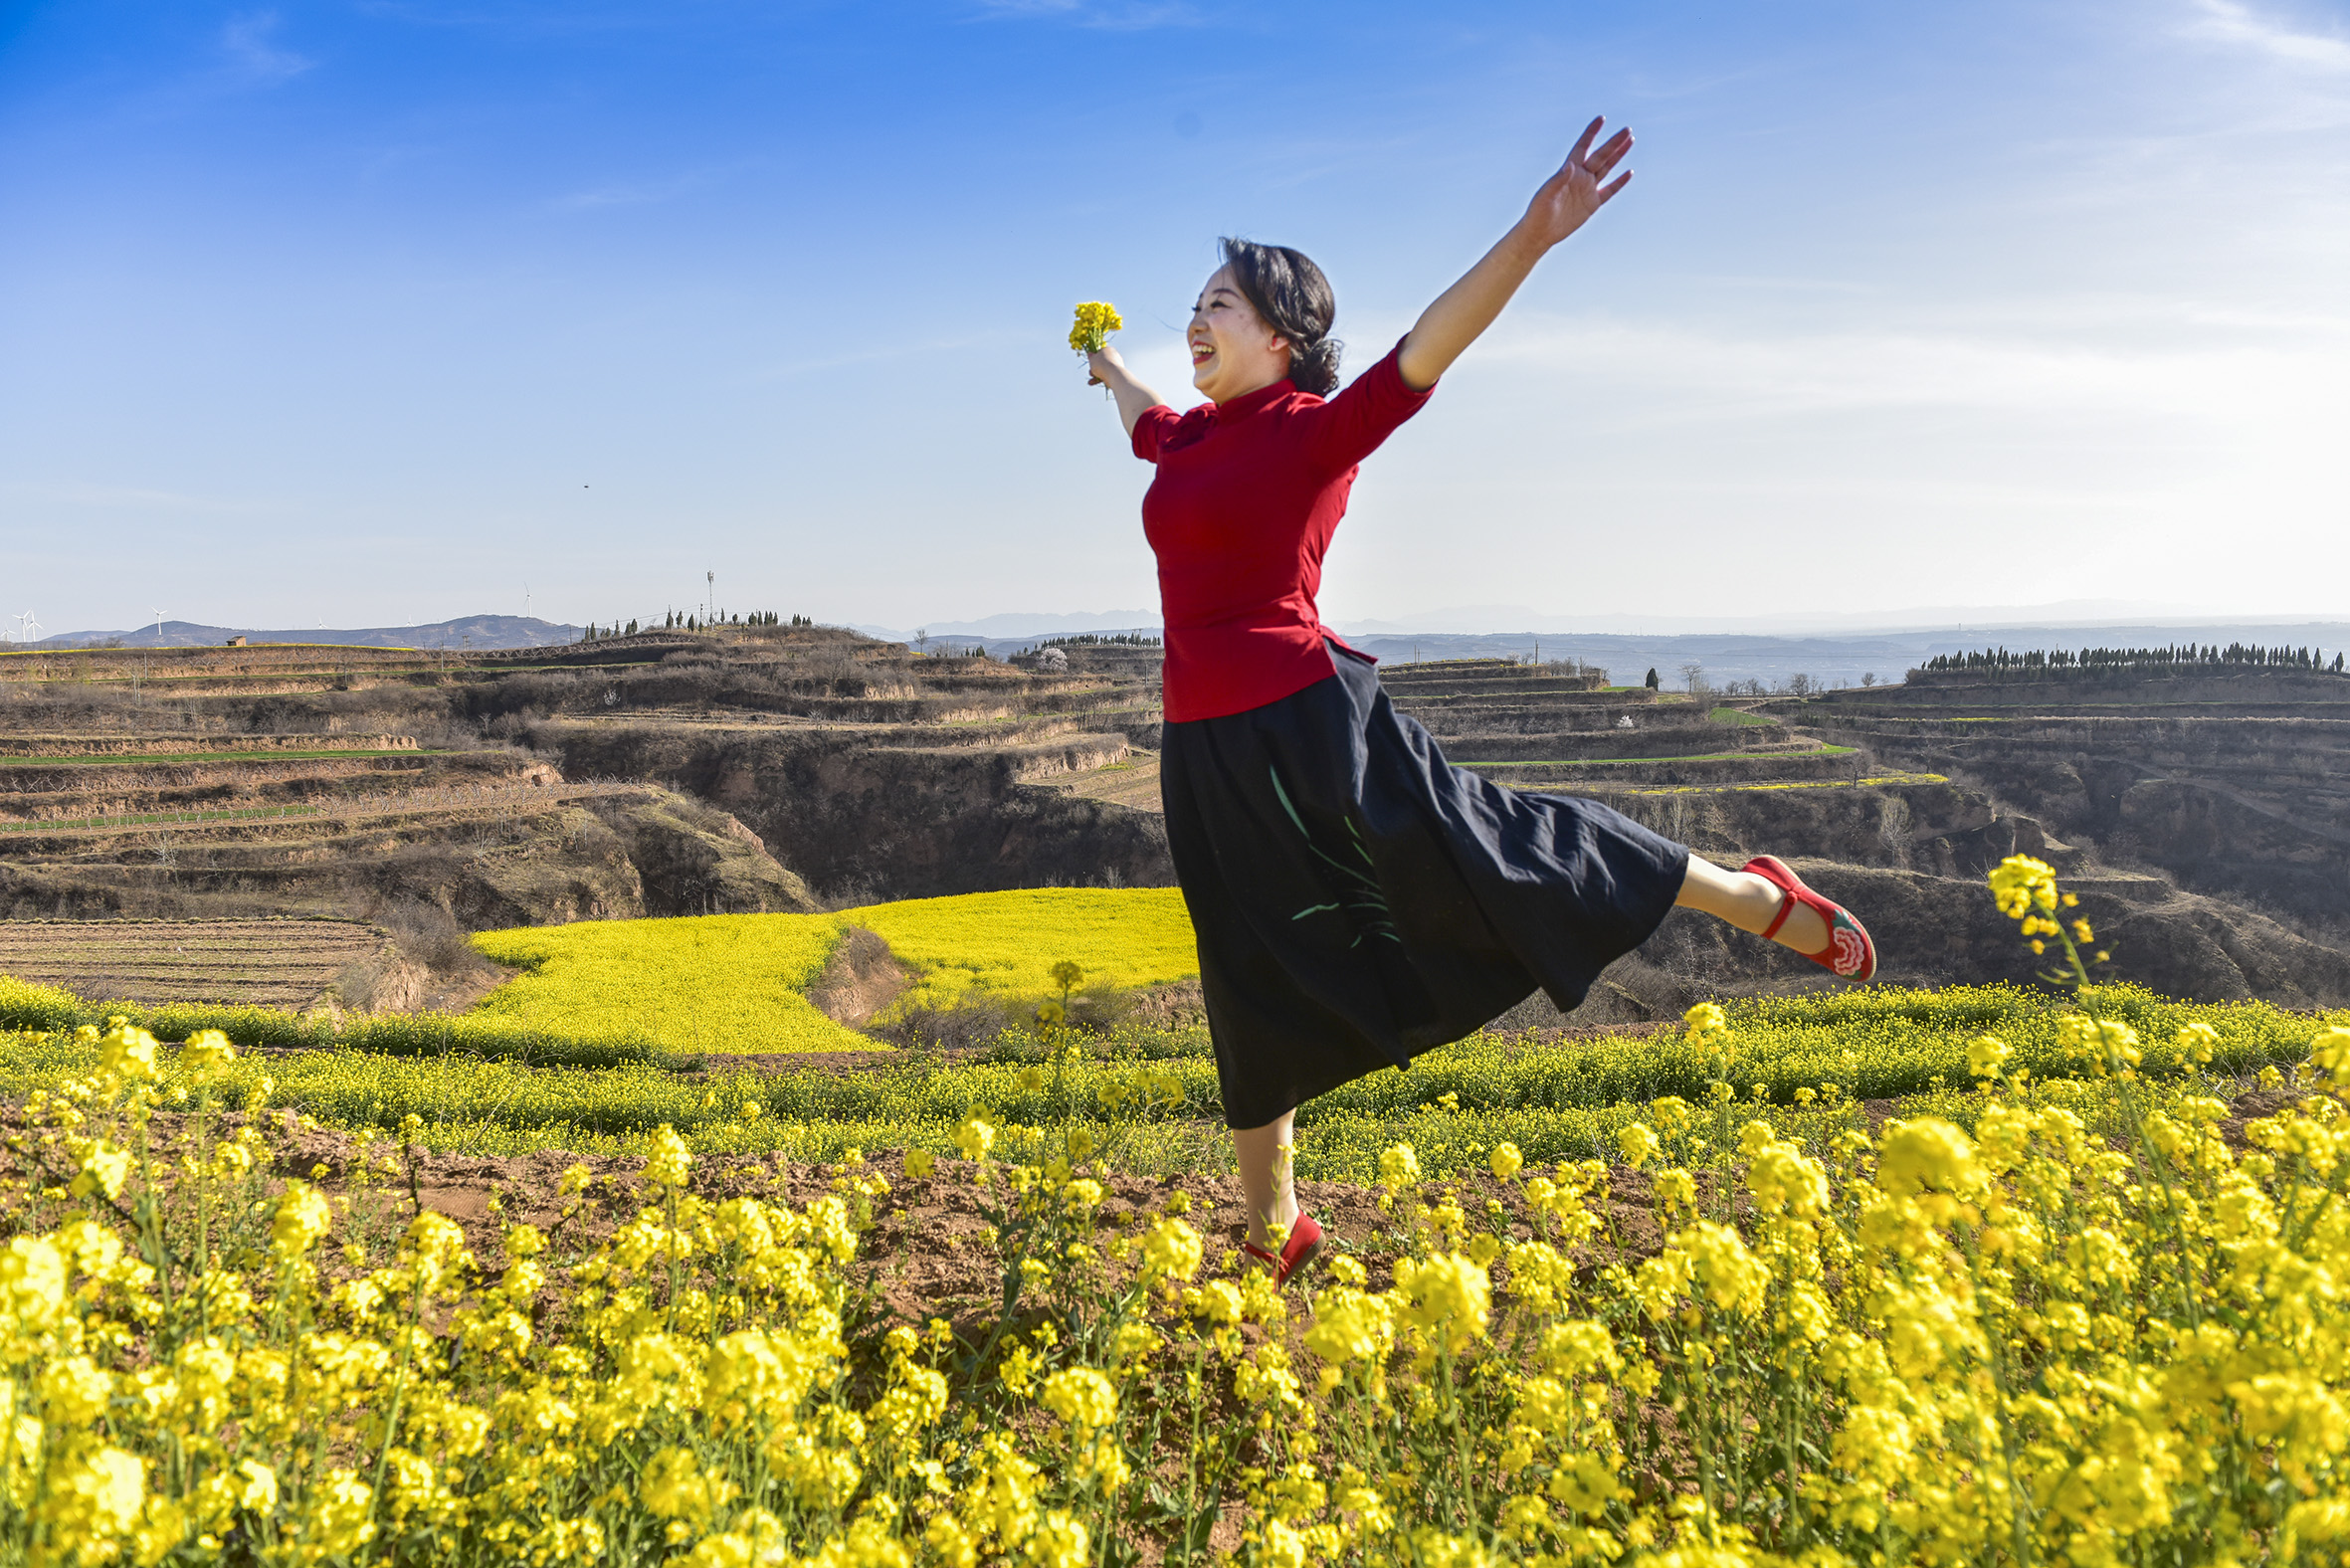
[1086,345,1166,438]
[1395,117,1633,392]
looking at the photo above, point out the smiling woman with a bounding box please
[1075,119,1895,1276]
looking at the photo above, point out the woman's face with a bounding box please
[1188,265,1289,402]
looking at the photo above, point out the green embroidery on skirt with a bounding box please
[1268,765,1399,947]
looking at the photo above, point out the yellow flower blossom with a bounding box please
[1068,302,1121,355]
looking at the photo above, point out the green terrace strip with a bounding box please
[1707,706,1778,725]
[0,805,327,834]
[1461,745,1856,767]
[0,983,2328,1181]
[1587,772,1949,796]
[0,748,446,766]
[0,974,668,1069]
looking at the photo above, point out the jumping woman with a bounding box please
[1082,117,1876,1287]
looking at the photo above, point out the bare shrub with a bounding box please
[374,899,481,975]
[805,926,907,1027]
[875,995,1014,1053]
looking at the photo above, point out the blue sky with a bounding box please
[3,0,2346,637]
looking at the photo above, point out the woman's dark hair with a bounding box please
[1219,237,1341,395]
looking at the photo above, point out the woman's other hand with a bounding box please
[1086,344,1125,386]
[1396,113,1635,390]
[1519,116,1633,251]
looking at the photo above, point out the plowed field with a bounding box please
[0,919,384,1008]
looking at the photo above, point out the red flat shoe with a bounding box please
[1743,856,1877,982]
[1241,1211,1326,1290]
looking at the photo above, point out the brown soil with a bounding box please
[1,1101,1676,1335]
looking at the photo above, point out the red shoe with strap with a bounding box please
[1742,855,1877,982]
[1242,1211,1326,1290]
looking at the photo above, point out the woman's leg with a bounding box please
[1233,1111,1298,1252]
[1675,854,1830,953]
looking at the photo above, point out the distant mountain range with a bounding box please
[852,611,1161,642]
[22,616,583,652]
[20,608,2344,690]
[1342,622,2350,689]
[864,615,2350,690]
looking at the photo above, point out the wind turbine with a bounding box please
[151,609,165,640]
[17,611,39,646]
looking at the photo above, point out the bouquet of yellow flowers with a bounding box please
[1069,300,1122,355]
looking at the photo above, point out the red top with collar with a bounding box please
[1131,340,1436,722]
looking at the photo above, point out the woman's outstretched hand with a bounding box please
[1520,116,1634,251]
[1395,113,1636,391]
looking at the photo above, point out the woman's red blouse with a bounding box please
[1131,340,1436,722]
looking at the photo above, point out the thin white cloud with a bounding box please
[221,12,315,86]
[1457,309,2340,432]
[2183,0,2350,71]
[968,0,1198,31]
[541,162,755,214]
[0,483,263,515]
[546,183,681,213]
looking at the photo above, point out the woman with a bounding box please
[1083,117,1875,1286]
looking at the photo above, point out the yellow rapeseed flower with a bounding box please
[1989,854,2060,919]
[645,1124,692,1188]
[1967,1033,2013,1079]
[1041,1367,1117,1434]
[270,1181,333,1259]
[179,1028,236,1074]
[1875,1117,1981,1199]
[1068,302,1122,355]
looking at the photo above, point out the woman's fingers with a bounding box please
[1597,169,1633,203]
[1565,114,1604,165]
[1585,128,1634,178]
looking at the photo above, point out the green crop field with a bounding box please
[466,886,1199,1054]
[0,981,2333,1181]
[1463,745,1855,768]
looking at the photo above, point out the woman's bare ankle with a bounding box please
[1769,896,1829,954]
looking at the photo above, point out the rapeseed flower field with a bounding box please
[856,888,1195,1018]
[471,914,856,1055]
[467,889,1197,1054]
[3,863,2348,1564]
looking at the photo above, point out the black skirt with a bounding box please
[1161,644,1689,1129]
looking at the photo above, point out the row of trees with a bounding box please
[1033,632,1162,650]
[1654,666,1852,699]
[579,610,817,641]
[1920,642,2345,677]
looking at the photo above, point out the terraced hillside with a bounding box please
[0,641,819,966]
[1371,657,2350,1015]
[1795,669,2350,938]
[4,630,2343,1013]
